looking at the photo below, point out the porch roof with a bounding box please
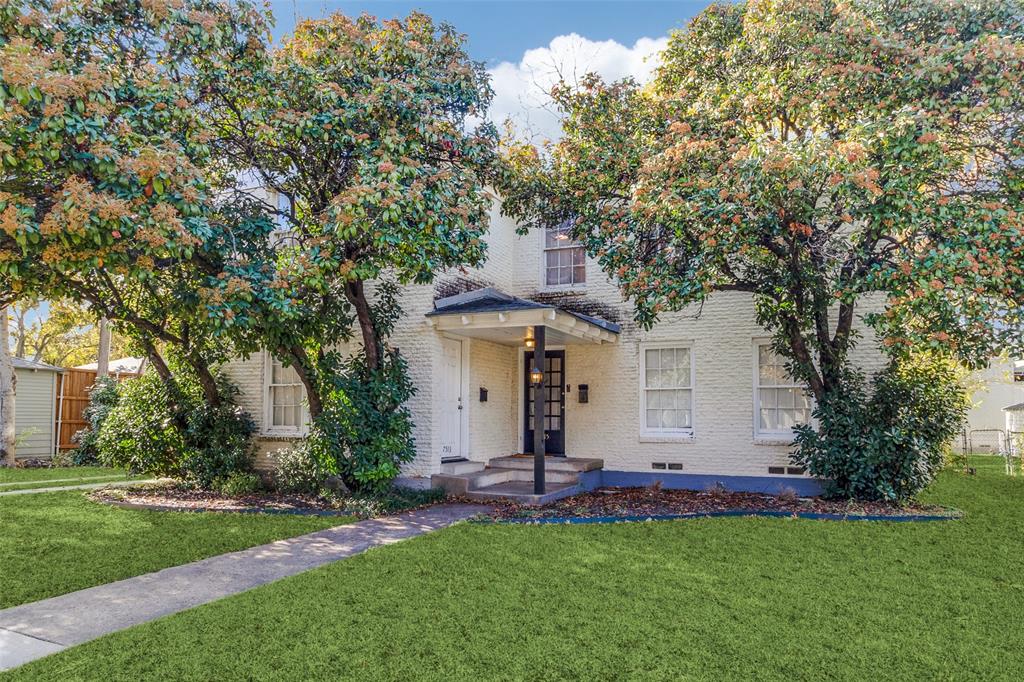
[425,287,619,345]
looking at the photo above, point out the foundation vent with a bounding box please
[768,466,806,476]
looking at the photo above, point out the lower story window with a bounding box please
[265,354,308,434]
[640,344,694,435]
[755,344,812,436]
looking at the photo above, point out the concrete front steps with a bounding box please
[432,455,603,505]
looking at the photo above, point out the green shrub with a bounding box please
[71,376,119,465]
[97,372,186,477]
[179,383,256,488]
[216,471,264,496]
[272,442,327,495]
[97,369,255,489]
[309,347,416,494]
[792,353,970,502]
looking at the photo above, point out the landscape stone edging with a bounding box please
[499,509,963,524]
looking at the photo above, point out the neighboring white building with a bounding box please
[962,357,1024,453]
[7,357,63,459]
[74,357,146,379]
[223,200,887,500]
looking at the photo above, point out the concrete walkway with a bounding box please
[0,503,489,671]
[0,479,157,496]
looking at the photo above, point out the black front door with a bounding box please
[524,350,565,455]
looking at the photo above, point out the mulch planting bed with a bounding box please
[486,486,958,522]
[90,482,450,518]
[91,483,346,516]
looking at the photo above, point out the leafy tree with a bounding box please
[0,0,269,405]
[501,0,1024,498]
[199,10,499,418]
[8,299,129,367]
[0,3,498,490]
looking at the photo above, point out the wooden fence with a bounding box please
[54,368,141,452]
[55,368,96,452]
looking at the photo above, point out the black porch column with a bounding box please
[532,325,546,495]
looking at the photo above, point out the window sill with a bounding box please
[259,433,306,441]
[639,434,696,444]
[539,285,587,295]
[753,436,795,446]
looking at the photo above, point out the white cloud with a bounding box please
[486,33,669,143]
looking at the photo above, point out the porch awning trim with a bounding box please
[425,287,620,344]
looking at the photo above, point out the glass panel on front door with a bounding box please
[524,351,565,455]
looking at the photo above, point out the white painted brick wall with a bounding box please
[221,352,265,431]
[466,338,519,461]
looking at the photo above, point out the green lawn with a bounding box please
[0,491,348,609]
[6,457,1022,681]
[0,468,145,492]
[0,466,129,485]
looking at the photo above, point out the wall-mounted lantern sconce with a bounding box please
[577,383,589,403]
[530,366,544,385]
[479,387,488,402]
[524,326,536,350]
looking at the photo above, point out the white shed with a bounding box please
[1006,402,1024,438]
[9,357,63,459]
[73,357,145,378]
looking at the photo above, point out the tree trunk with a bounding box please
[781,314,826,402]
[1,307,17,466]
[284,345,323,420]
[185,353,222,407]
[344,280,380,371]
[146,348,173,384]
[96,317,111,377]
[13,308,26,359]
[140,342,189,431]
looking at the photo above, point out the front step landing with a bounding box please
[432,456,603,506]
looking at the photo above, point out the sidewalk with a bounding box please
[0,503,489,671]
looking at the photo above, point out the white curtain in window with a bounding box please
[268,357,308,431]
[643,347,692,431]
[756,345,812,433]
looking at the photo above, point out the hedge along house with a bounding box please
[6,357,63,460]
[223,199,886,503]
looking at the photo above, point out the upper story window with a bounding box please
[754,344,812,438]
[264,353,309,435]
[640,343,694,437]
[269,190,299,248]
[543,221,585,288]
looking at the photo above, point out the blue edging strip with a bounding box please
[501,509,961,524]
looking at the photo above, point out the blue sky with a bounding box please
[268,1,709,64]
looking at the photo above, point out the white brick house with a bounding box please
[224,199,886,501]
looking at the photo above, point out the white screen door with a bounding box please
[439,337,464,461]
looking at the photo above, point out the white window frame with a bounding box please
[262,351,309,436]
[752,341,813,440]
[638,342,696,439]
[268,190,299,248]
[540,221,586,291]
